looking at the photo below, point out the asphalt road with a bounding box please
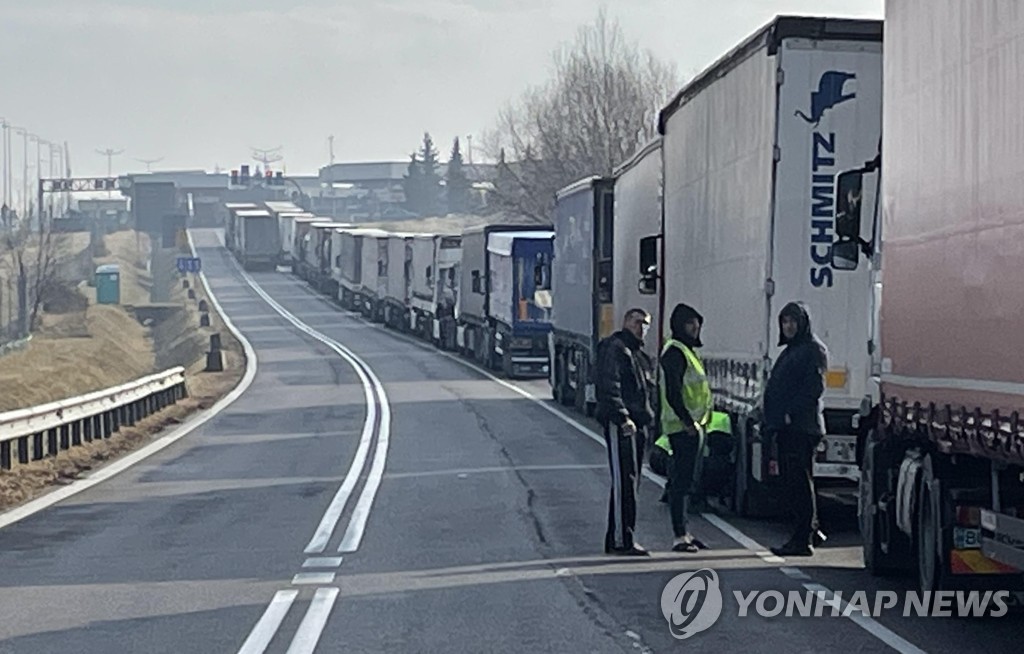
[0,228,1020,653]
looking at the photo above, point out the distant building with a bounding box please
[314,161,499,221]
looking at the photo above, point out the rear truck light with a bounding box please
[956,505,982,528]
[949,549,1020,575]
[825,368,848,390]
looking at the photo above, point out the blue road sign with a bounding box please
[177,257,201,273]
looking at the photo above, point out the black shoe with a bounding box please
[607,544,651,557]
[770,541,814,557]
[659,490,669,504]
[671,534,710,553]
[672,537,699,553]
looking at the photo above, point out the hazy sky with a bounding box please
[0,0,882,178]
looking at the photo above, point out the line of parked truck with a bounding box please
[221,6,1024,597]
[224,201,558,378]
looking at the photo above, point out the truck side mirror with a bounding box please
[639,235,658,276]
[638,235,659,296]
[831,239,860,271]
[835,169,864,240]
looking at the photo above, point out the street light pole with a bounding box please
[0,117,7,208]
[11,128,29,219]
[96,148,123,198]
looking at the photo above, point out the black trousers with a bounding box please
[778,430,820,544]
[666,431,702,538]
[604,422,646,551]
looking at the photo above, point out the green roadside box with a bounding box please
[95,264,121,305]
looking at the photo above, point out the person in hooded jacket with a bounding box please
[595,308,657,556]
[659,303,714,553]
[763,301,829,557]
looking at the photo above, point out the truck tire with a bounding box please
[860,436,905,576]
[916,454,949,593]
[552,350,572,405]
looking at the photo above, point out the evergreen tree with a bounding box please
[418,132,442,216]
[445,137,471,215]
[402,153,424,215]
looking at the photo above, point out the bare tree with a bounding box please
[2,214,67,335]
[483,8,679,220]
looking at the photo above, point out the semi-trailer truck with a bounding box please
[644,16,883,515]
[457,224,554,378]
[233,209,281,271]
[612,137,662,360]
[429,233,462,351]
[549,176,615,415]
[837,0,1024,594]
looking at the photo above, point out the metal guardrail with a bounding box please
[0,367,188,471]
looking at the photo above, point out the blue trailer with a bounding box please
[457,224,554,378]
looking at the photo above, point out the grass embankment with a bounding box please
[0,231,246,510]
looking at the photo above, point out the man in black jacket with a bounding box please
[763,302,829,557]
[595,308,656,556]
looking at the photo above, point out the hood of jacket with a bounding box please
[778,301,814,346]
[670,303,704,348]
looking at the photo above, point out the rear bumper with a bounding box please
[508,356,550,378]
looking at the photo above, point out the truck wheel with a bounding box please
[916,455,948,593]
[860,436,904,576]
[502,348,513,378]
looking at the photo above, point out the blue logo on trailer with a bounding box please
[795,71,856,127]
[797,71,857,288]
[176,257,201,273]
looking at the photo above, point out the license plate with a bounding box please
[954,527,982,549]
[827,437,856,463]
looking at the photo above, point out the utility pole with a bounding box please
[96,148,123,197]
[0,118,7,208]
[13,128,29,219]
[327,136,336,211]
[134,157,163,172]
[466,134,473,165]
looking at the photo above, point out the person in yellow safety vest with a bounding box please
[659,303,713,553]
[651,410,733,503]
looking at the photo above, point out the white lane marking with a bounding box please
[292,572,336,585]
[701,513,784,563]
[337,383,392,553]
[0,230,259,532]
[804,583,928,654]
[303,557,344,568]
[779,567,811,581]
[280,279,935,654]
[236,589,299,654]
[285,587,340,654]
[229,263,392,556]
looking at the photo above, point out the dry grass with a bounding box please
[0,232,156,411]
[0,306,155,411]
[0,231,249,511]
